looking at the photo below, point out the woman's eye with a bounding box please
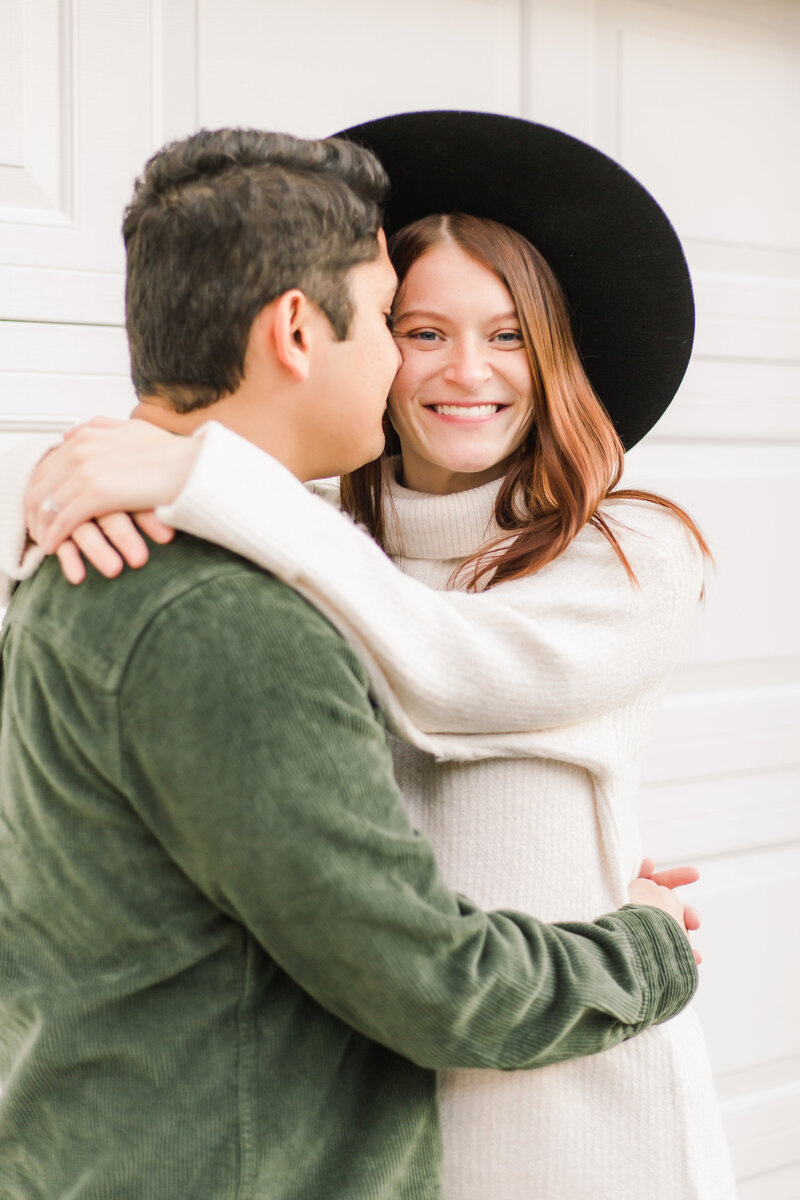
[408,330,441,343]
[494,330,523,344]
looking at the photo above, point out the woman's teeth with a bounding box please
[432,404,500,418]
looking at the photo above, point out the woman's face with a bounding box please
[388,240,535,494]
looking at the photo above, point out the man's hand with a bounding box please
[628,857,702,965]
[25,417,199,583]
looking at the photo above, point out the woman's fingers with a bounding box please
[24,420,197,553]
[50,512,175,582]
[27,420,127,538]
[55,539,87,585]
[26,449,73,547]
[96,514,151,568]
[61,416,126,442]
[134,510,176,544]
[27,458,104,550]
[68,522,125,579]
[39,494,108,555]
[58,515,157,577]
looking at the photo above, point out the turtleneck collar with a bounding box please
[382,457,505,561]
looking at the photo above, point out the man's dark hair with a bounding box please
[123,127,389,412]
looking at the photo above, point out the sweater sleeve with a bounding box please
[157,421,704,739]
[0,434,60,606]
[118,568,697,1071]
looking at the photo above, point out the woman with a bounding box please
[2,114,736,1197]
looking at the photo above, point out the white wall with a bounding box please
[1,1,798,1193]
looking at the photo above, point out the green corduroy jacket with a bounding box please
[0,535,697,1199]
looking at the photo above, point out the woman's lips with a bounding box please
[424,403,509,422]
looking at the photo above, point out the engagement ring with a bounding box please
[41,495,60,516]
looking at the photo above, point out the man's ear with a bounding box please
[267,289,315,382]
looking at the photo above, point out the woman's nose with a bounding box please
[443,340,492,391]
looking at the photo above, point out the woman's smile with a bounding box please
[425,402,511,422]
[388,240,535,494]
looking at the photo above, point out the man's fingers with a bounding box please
[134,510,176,544]
[70,522,124,579]
[55,540,87,585]
[637,860,700,889]
[683,905,701,932]
[649,866,700,890]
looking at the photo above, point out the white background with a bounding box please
[1,1,798,1193]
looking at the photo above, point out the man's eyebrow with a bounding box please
[393,309,520,323]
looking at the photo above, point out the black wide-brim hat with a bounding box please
[336,110,693,451]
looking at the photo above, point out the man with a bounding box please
[0,128,697,1199]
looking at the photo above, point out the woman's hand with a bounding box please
[40,510,175,586]
[628,857,703,965]
[25,417,200,583]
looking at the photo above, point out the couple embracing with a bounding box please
[0,113,736,1198]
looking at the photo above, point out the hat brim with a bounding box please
[336,110,693,450]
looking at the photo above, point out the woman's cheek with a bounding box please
[387,375,410,417]
[385,397,404,431]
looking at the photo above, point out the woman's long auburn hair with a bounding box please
[340,213,709,589]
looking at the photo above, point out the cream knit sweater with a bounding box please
[0,422,737,1197]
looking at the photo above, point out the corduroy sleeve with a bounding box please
[118,568,697,1072]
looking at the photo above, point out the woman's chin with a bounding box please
[395,437,516,492]
[422,459,509,490]
[430,447,512,478]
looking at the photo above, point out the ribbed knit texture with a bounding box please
[0,432,60,605]
[383,468,737,1199]
[152,424,737,1199]
[0,531,700,1199]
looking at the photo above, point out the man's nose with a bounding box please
[444,339,492,390]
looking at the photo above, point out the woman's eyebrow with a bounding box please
[393,309,520,323]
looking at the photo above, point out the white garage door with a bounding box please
[1,1,798,1193]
